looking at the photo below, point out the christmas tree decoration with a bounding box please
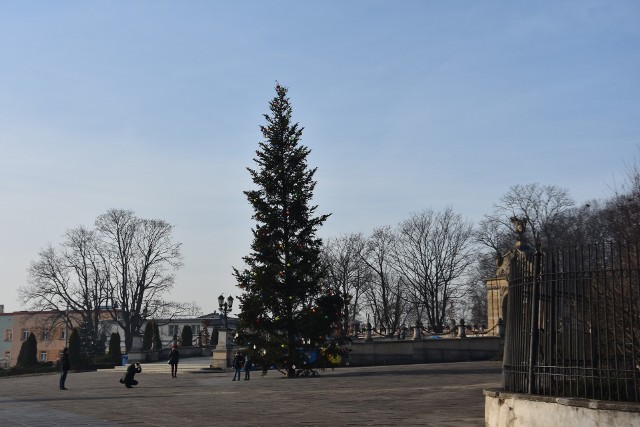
[233,83,344,378]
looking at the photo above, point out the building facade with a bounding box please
[0,306,13,368]
[101,312,237,350]
[0,306,238,368]
[7,311,71,367]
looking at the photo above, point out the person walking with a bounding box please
[232,352,243,381]
[59,347,70,390]
[168,345,180,378]
[244,354,252,381]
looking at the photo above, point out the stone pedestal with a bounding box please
[364,322,373,342]
[210,328,232,369]
[412,323,422,340]
[127,335,146,363]
[458,319,467,339]
[497,318,505,338]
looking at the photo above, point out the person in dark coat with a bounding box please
[244,354,252,381]
[59,347,70,390]
[120,362,142,388]
[168,345,180,378]
[232,352,243,381]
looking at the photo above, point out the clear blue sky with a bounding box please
[1,1,639,313]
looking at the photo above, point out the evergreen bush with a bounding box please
[152,321,162,350]
[16,333,38,368]
[78,317,104,360]
[68,328,86,369]
[143,321,153,350]
[108,332,122,365]
[181,325,193,347]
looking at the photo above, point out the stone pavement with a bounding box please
[0,360,502,426]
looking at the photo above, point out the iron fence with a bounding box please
[503,242,640,402]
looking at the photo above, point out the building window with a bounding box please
[2,351,9,368]
[40,351,47,362]
[61,329,67,340]
[191,325,201,335]
[168,325,179,336]
[4,329,11,341]
[21,330,30,341]
[40,330,49,340]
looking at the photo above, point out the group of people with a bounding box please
[232,351,252,381]
[59,345,255,389]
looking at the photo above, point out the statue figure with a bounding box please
[510,216,535,255]
[510,216,527,238]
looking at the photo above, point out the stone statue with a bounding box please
[510,216,535,255]
[510,216,527,238]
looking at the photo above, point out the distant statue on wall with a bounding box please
[510,216,527,239]
[510,216,535,254]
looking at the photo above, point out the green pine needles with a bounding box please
[108,332,122,365]
[16,332,38,368]
[234,83,344,378]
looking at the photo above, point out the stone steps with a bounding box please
[112,363,224,374]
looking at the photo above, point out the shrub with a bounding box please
[143,321,153,350]
[68,328,88,369]
[16,333,38,368]
[92,354,115,369]
[153,320,162,350]
[108,332,122,365]
[181,325,193,347]
[0,364,58,377]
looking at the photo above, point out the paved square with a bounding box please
[0,361,501,426]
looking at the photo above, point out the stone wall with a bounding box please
[348,336,502,366]
[484,389,640,427]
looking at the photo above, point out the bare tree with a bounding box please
[321,233,370,336]
[21,226,109,355]
[478,183,575,250]
[459,259,489,330]
[605,160,640,242]
[394,207,475,333]
[149,300,202,322]
[475,215,513,257]
[21,209,185,353]
[361,226,410,336]
[96,209,183,351]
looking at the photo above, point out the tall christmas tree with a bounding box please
[234,83,343,378]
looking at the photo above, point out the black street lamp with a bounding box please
[218,294,234,329]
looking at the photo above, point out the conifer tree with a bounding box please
[68,328,84,369]
[108,332,122,365]
[234,83,343,378]
[78,317,105,360]
[143,321,153,350]
[181,325,193,347]
[152,320,162,350]
[16,332,38,367]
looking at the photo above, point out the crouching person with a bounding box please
[120,362,142,388]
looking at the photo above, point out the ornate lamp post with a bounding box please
[211,294,235,369]
[218,294,234,329]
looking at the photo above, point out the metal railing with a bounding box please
[503,242,640,402]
